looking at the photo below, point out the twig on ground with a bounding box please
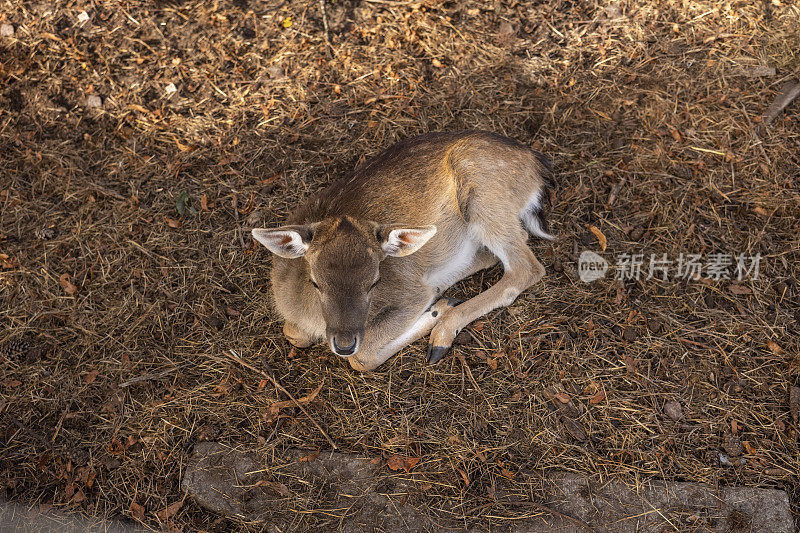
[119,367,179,388]
[763,80,800,125]
[226,350,338,450]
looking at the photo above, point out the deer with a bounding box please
[252,131,554,371]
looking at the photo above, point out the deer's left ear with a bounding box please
[377,225,437,257]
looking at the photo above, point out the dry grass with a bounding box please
[1,0,799,530]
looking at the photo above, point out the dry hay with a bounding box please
[1,0,799,531]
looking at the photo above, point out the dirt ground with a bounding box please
[1,0,799,531]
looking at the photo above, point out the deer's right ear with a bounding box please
[252,226,314,259]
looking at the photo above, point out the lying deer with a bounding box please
[252,131,554,371]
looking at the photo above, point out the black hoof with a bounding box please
[426,344,450,364]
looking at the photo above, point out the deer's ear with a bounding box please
[252,225,314,259]
[378,225,437,257]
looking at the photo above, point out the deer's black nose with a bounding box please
[332,334,358,356]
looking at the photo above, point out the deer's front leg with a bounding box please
[427,246,545,363]
[283,322,314,348]
[348,297,460,371]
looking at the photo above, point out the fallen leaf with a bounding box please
[588,225,607,251]
[767,341,783,355]
[281,16,292,28]
[200,193,210,211]
[500,468,515,480]
[728,284,752,295]
[4,379,22,389]
[561,418,587,441]
[0,253,18,269]
[743,440,757,455]
[157,500,183,521]
[267,381,324,412]
[59,274,78,295]
[589,390,606,404]
[71,489,86,504]
[84,369,99,384]
[386,455,420,472]
[554,392,571,404]
[256,480,290,496]
[298,450,320,462]
[623,355,638,375]
[130,502,145,521]
[165,217,182,229]
[175,191,190,215]
[790,386,800,425]
[486,357,498,370]
[457,468,470,486]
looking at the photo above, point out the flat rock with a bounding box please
[0,499,144,532]
[182,443,794,532]
[181,442,435,531]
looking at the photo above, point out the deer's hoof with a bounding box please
[426,344,450,364]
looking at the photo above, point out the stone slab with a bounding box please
[182,443,795,532]
[0,499,144,533]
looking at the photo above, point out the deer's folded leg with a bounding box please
[283,322,314,349]
[348,297,460,371]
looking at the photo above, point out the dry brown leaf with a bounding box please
[588,225,607,251]
[268,381,324,411]
[457,468,470,486]
[256,480,290,496]
[200,193,210,211]
[84,369,99,384]
[0,253,18,270]
[130,502,145,521]
[767,341,783,355]
[156,500,183,521]
[174,138,195,152]
[486,357,498,370]
[589,390,606,405]
[561,418,587,441]
[165,217,182,229]
[728,284,752,295]
[386,455,420,472]
[554,392,571,404]
[623,355,638,375]
[298,450,320,462]
[790,386,800,425]
[59,273,78,295]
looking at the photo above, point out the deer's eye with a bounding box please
[310,280,319,290]
[369,278,380,291]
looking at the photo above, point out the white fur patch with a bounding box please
[377,299,439,358]
[520,192,555,240]
[424,238,478,289]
